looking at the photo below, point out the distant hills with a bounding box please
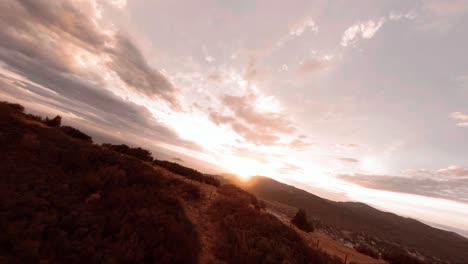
[230,176,468,264]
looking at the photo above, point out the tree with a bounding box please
[291,209,314,232]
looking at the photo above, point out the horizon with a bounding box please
[1,0,468,237]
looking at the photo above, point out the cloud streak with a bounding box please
[341,18,385,47]
[338,173,468,203]
[450,112,468,127]
[208,91,305,146]
[341,12,415,47]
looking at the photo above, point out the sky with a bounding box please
[1,0,468,236]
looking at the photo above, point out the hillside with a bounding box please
[235,176,468,264]
[0,101,343,264]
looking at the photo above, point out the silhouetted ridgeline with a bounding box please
[0,101,341,264]
[152,160,221,187]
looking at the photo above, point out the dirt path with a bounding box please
[152,165,224,264]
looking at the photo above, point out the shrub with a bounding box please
[179,183,202,201]
[381,246,426,264]
[355,244,380,259]
[3,101,25,112]
[291,209,314,232]
[103,143,154,162]
[60,126,92,142]
[153,159,220,187]
[44,115,62,127]
[26,114,45,123]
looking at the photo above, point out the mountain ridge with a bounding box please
[228,175,468,263]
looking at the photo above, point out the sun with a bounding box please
[360,157,384,173]
[222,156,265,182]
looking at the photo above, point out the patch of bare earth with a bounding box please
[299,230,387,264]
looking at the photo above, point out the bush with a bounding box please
[355,244,380,259]
[103,143,154,162]
[381,246,426,264]
[153,159,220,187]
[60,126,92,142]
[26,114,45,123]
[179,183,202,201]
[291,209,314,232]
[44,115,62,127]
[3,101,25,112]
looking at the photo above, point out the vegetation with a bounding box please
[208,184,341,264]
[102,143,154,162]
[153,159,220,187]
[355,244,380,259]
[44,115,62,127]
[381,246,426,264]
[0,102,201,263]
[291,209,314,232]
[59,126,93,142]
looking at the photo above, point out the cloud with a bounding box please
[419,0,467,31]
[338,173,468,203]
[209,110,281,145]
[341,12,415,47]
[104,0,127,9]
[403,168,435,176]
[450,112,468,127]
[336,143,360,150]
[206,72,223,83]
[404,166,468,177]
[244,58,261,83]
[172,157,184,162]
[105,34,180,108]
[0,0,179,107]
[341,18,385,47]
[437,165,468,177]
[336,157,359,163]
[287,137,312,149]
[296,56,332,75]
[0,0,199,151]
[277,163,303,174]
[207,91,302,146]
[425,0,467,18]
[222,93,296,134]
[289,18,318,37]
[276,17,318,49]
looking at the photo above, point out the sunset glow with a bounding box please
[1,0,468,238]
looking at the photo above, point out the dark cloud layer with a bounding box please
[0,0,197,151]
[105,35,179,108]
[338,173,468,203]
[0,0,178,103]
